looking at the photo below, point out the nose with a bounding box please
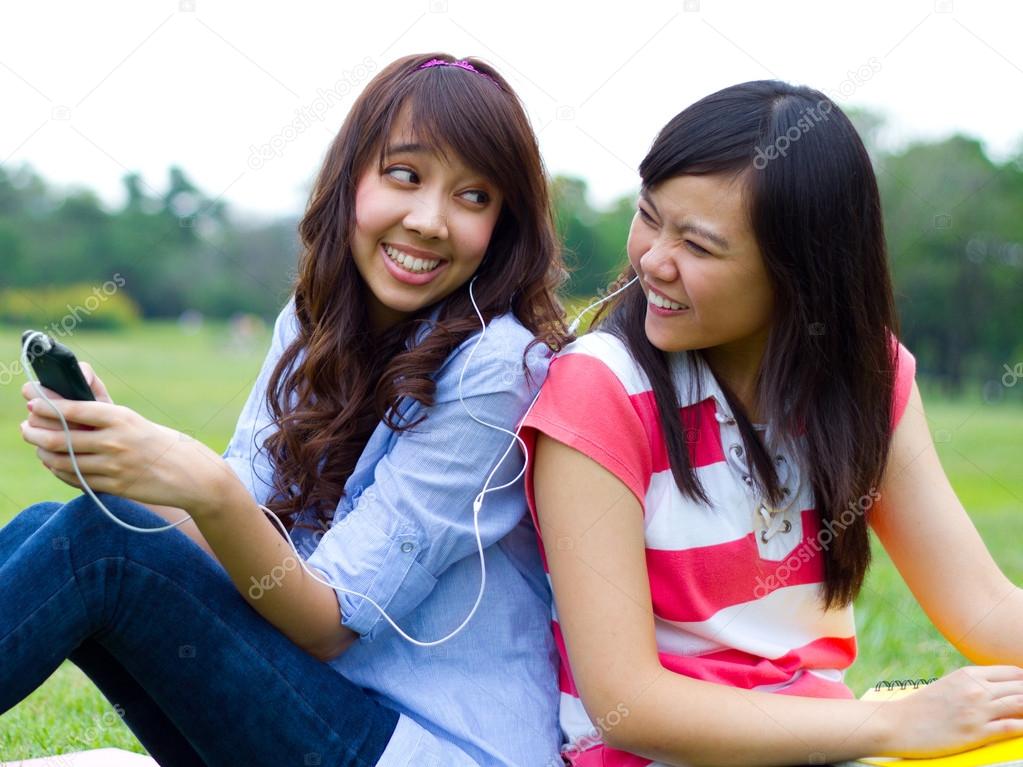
[403,191,449,240]
[639,240,680,284]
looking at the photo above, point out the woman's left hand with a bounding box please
[19,394,228,517]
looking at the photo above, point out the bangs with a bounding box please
[373,66,522,195]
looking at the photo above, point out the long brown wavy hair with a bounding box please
[261,53,570,535]
[594,81,898,608]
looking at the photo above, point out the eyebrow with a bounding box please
[381,142,495,190]
[639,189,731,251]
[384,142,428,156]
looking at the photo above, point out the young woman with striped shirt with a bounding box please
[523,81,1023,766]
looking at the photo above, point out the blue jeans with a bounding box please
[0,493,399,766]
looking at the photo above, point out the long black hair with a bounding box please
[595,80,898,608]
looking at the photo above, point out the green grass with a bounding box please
[1,321,1022,758]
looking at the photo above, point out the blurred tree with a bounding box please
[880,135,1023,391]
[0,129,1020,397]
[551,175,634,298]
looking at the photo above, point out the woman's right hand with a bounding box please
[21,360,114,431]
[884,666,1023,757]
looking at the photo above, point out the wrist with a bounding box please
[866,700,899,756]
[181,441,245,520]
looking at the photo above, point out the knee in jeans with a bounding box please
[58,493,168,537]
[17,500,64,529]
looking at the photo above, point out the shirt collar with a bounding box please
[669,350,785,447]
[669,350,734,415]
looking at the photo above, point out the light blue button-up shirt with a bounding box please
[222,296,562,766]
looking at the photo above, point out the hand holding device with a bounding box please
[21,331,96,402]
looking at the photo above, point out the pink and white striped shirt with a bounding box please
[521,331,916,767]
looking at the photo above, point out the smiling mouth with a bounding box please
[383,243,442,274]
[647,289,689,310]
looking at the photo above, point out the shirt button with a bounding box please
[400,542,415,553]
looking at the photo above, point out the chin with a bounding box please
[645,334,691,354]
[378,283,433,310]
[647,338,692,353]
[644,319,696,353]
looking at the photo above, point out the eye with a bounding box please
[460,189,490,205]
[386,166,419,184]
[637,206,657,226]
[686,240,710,256]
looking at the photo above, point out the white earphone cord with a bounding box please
[20,274,639,647]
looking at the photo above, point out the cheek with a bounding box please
[453,212,499,262]
[748,279,775,326]
[352,175,390,241]
[626,222,649,271]
[738,257,775,321]
[702,265,773,327]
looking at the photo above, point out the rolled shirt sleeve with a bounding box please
[305,316,551,641]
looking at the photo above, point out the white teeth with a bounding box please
[647,289,688,311]
[383,244,441,273]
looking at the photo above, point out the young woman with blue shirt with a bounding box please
[7,53,569,766]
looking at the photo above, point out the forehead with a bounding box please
[645,172,754,249]
[649,173,747,218]
[379,109,471,175]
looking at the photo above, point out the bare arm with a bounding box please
[533,433,1023,766]
[871,379,1023,665]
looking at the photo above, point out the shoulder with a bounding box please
[548,330,652,396]
[434,312,554,398]
[531,330,653,432]
[891,337,917,429]
[524,331,655,503]
[893,338,915,377]
[469,311,541,353]
[270,295,300,348]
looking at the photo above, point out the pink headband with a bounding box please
[416,58,499,87]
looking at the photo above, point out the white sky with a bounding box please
[2,0,1021,221]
